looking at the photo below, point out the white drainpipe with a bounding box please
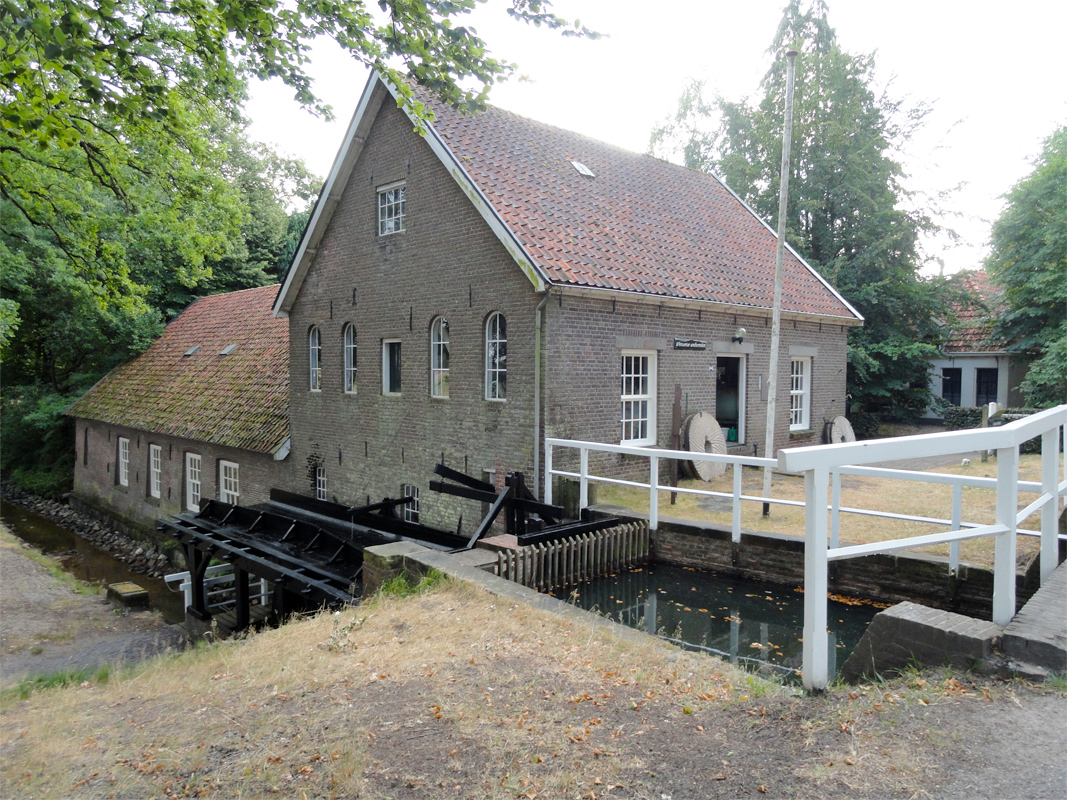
[533,292,551,499]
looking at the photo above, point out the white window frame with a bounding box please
[219,460,240,505]
[343,323,357,394]
[309,326,322,391]
[485,312,507,401]
[790,356,811,431]
[401,484,420,524]
[316,465,327,501]
[382,339,402,395]
[149,444,162,499]
[377,181,406,236]
[185,452,202,512]
[430,317,450,398]
[117,437,130,487]
[620,350,657,446]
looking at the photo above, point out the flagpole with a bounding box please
[762,47,799,515]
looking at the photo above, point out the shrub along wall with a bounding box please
[943,406,1059,454]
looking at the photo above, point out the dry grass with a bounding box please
[2,578,1062,799]
[0,580,766,800]
[597,453,1050,567]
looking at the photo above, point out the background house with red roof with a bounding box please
[272,73,862,533]
[924,269,1028,419]
[67,285,291,533]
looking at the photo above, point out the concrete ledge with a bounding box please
[107,581,150,611]
[362,541,426,596]
[379,544,672,651]
[839,601,1003,683]
[1002,561,1067,672]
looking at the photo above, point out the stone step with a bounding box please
[1001,559,1067,672]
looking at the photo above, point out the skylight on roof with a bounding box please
[570,160,595,178]
[184,345,201,356]
[219,344,238,355]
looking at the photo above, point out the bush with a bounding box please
[847,411,880,440]
[943,406,983,431]
[943,406,1060,454]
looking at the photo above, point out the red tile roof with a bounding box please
[943,269,1007,353]
[68,285,288,453]
[423,92,860,321]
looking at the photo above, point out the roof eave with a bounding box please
[554,284,864,327]
[382,80,549,292]
[274,77,390,318]
[274,73,550,318]
[708,174,864,324]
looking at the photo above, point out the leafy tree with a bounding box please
[650,0,950,422]
[0,106,317,495]
[986,126,1067,407]
[1,0,594,264]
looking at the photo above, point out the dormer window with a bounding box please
[378,181,406,235]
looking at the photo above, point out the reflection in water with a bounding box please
[561,562,879,680]
[0,502,186,624]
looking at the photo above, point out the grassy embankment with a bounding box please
[4,570,1063,800]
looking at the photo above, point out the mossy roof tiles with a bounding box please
[67,285,288,453]
[423,90,860,321]
[943,270,1008,353]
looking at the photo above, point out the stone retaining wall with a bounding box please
[596,507,1038,619]
[1,482,179,579]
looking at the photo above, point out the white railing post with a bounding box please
[950,483,962,575]
[993,445,1019,626]
[732,462,742,543]
[1040,428,1060,583]
[802,465,830,692]
[579,447,589,511]
[649,455,659,531]
[830,470,841,549]
[544,442,553,506]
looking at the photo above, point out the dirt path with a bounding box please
[0,525,186,690]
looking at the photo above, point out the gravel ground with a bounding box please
[0,524,187,691]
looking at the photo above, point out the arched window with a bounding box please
[430,317,450,398]
[343,324,357,394]
[485,312,507,400]
[309,326,321,391]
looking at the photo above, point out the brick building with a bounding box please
[925,269,1028,419]
[67,285,291,534]
[272,73,863,532]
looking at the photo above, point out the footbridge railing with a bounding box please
[779,403,1067,692]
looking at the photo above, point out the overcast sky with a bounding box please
[245,0,1066,276]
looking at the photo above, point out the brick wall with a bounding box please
[284,97,851,528]
[544,293,849,481]
[286,100,542,533]
[72,418,290,542]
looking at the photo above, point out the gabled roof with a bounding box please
[943,269,1009,354]
[275,73,862,325]
[68,285,289,454]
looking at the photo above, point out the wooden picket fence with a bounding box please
[495,521,650,591]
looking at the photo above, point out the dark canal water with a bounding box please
[561,562,881,681]
[0,503,186,624]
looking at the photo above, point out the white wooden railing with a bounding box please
[544,439,780,539]
[545,404,1067,692]
[165,564,271,613]
[779,404,1067,691]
